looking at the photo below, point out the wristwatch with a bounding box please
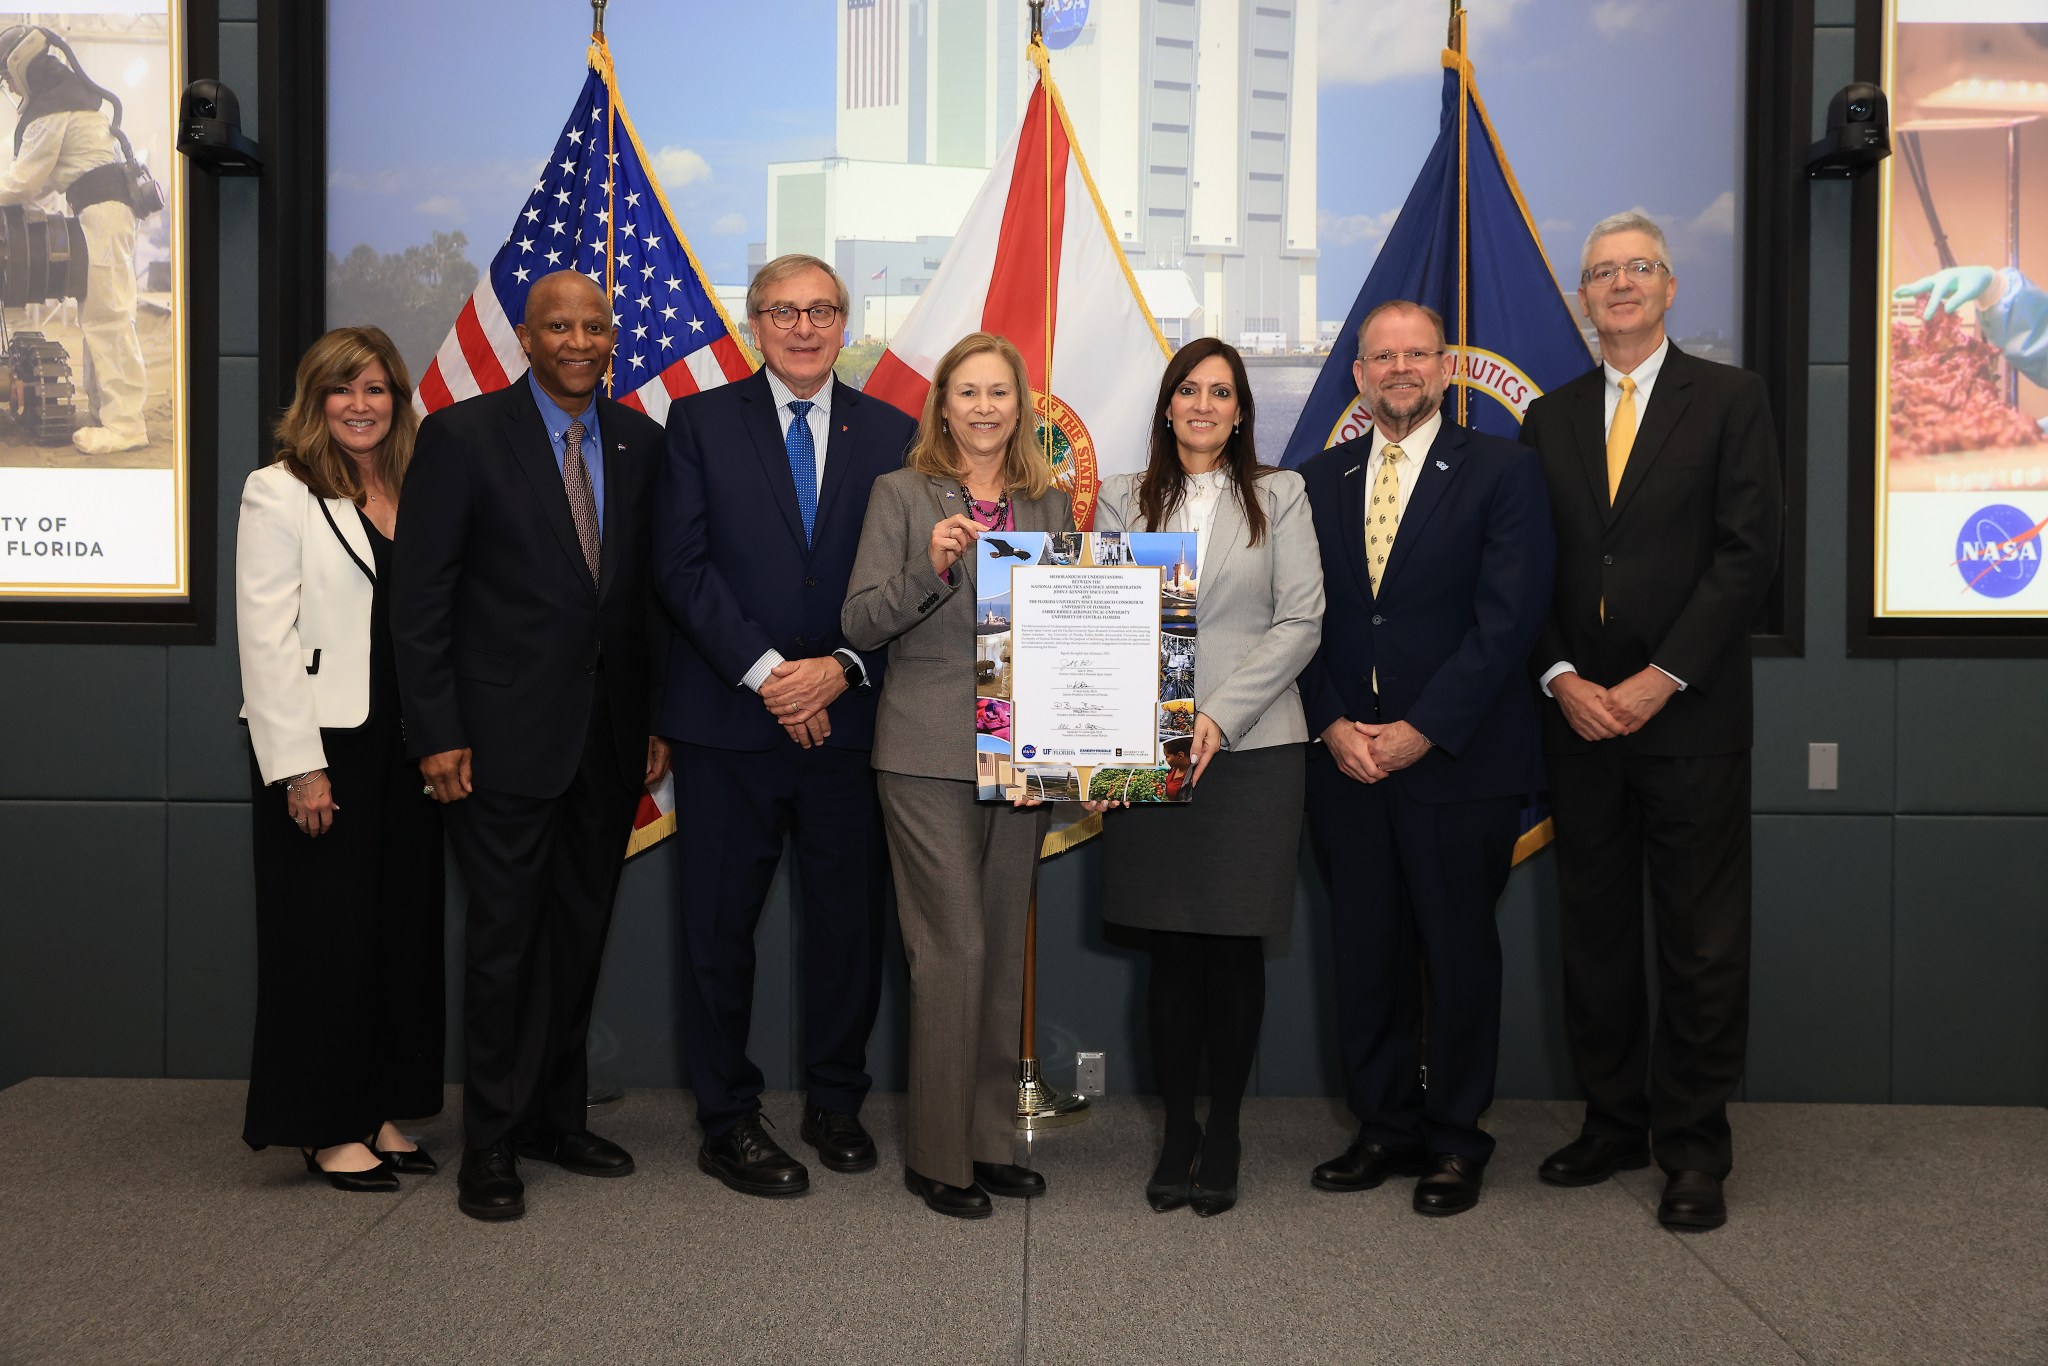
[836,649,868,694]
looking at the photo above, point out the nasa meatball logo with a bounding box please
[1020,744,1037,759]
[1953,504,2045,599]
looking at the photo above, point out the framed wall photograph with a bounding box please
[0,2,195,634]
[1852,0,2048,653]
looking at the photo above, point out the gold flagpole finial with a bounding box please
[591,0,608,39]
[1447,0,1465,54]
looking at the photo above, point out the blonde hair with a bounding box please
[904,332,1053,500]
[273,326,419,501]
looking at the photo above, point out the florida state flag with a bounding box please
[862,41,1170,530]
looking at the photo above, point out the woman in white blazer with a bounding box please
[236,327,443,1191]
[1092,338,1324,1218]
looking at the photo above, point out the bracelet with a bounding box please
[282,771,326,792]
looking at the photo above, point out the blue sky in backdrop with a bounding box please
[328,0,1743,340]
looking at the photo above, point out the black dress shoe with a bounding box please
[513,1129,635,1178]
[699,1112,809,1198]
[800,1104,878,1173]
[1311,1135,1431,1192]
[1413,1153,1483,1217]
[1189,1135,1240,1218]
[301,1147,399,1193]
[972,1161,1046,1198]
[373,1142,439,1176]
[1658,1170,1727,1230]
[1538,1133,1652,1187]
[1146,1136,1199,1213]
[904,1165,992,1220]
[456,1145,525,1221]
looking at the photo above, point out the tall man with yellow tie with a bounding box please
[1297,300,1554,1217]
[1518,212,1782,1231]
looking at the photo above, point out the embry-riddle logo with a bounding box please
[1035,392,1099,528]
[1954,504,2046,599]
[1324,346,1543,447]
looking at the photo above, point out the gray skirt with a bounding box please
[1099,742,1305,936]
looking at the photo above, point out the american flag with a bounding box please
[417,40,753,424]
[845,0,899,111]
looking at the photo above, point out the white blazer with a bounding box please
[235,461,378,784]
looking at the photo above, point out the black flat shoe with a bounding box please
[801,1104,878,1174]
[372,1142,438,1176]
[1311,1134,1430,1192]
[904,1165,992,1220]
[1658,1169,1727,1231]
[513,1129,634,1178]
[698,1113,808,1198]
[1538,1133,1651,1187]
[972,1161,1045,1198]
[301,1147,399,1193]
[456,1144,525,1221]
[1413,1153,1483,1217]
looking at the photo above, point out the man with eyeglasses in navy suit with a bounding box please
[654,254,915,1199]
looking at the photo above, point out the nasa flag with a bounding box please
[1278,45,1590,462]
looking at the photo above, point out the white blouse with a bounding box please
[1177,467,1231,573]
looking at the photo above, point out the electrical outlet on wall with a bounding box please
[1076,1051,1106,1096]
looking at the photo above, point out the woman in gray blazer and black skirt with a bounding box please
[1093,338,1324,1217]
[843,332,1075,1220]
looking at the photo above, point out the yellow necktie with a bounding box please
[1367,442,1404,596]
[1606,376,1637,503]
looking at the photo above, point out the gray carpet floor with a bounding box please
[1,1080,2043,1365]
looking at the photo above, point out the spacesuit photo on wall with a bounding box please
[0,5,188,607]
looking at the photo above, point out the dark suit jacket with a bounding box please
[1298,419,1554,805]
[654,372,916,753]
[1518,344,1782,757]
[392,381,665,799]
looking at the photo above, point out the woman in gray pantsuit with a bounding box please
[842,332,1075,1220]
[1092,338,1324,1218]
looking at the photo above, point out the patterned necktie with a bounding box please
[1366,442,1404,596]
[563,418,601,584]
[1606,375,1638,503]
[786,399,818,545]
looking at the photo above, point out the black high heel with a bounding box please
[370,1125,438,1175]
[301,1146,399,1192]
[1145,1127,1202,1212]
[1189,1134,1239,1218]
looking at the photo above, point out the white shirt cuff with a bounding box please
[741,649,786,693]
[1539,661,1575,698]
[1651,663,1687,691]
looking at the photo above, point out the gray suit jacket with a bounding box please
[842,467,1074,780]
[1095,468,1324,751]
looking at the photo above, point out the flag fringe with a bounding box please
[626,810,677,860]
[1027,40,1174,364]
[590,36,756,360]
[1039,810,1102,860]
[1439,47,1590,345]
[1510,815,1554,868]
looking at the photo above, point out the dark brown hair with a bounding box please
[1137,337,1267,546]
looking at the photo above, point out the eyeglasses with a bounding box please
[1362,348,1443,367]
[1580,259,1667,288]
[756,304,843,330]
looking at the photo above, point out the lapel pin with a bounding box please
[1435,460,1448,470]
[1343,464,1361,477]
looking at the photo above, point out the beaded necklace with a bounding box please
[960,483,1013,532]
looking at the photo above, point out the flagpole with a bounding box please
[1451,0,1469,426]
[1017,0,1089,1134]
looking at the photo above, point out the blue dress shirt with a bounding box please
[527,369,605,523]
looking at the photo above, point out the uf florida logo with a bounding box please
[1954,504,2046,599]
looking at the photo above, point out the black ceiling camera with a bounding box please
[176,79,261,175]
[1809,82,1890,179]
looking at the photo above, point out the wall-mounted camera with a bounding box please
[1809,82,1890,179]
[175,79,261,175]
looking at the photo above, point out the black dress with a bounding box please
[242,510,445,1151]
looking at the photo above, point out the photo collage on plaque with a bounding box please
[973,530,1198,804]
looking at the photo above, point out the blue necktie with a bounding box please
[785,400,817,545]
